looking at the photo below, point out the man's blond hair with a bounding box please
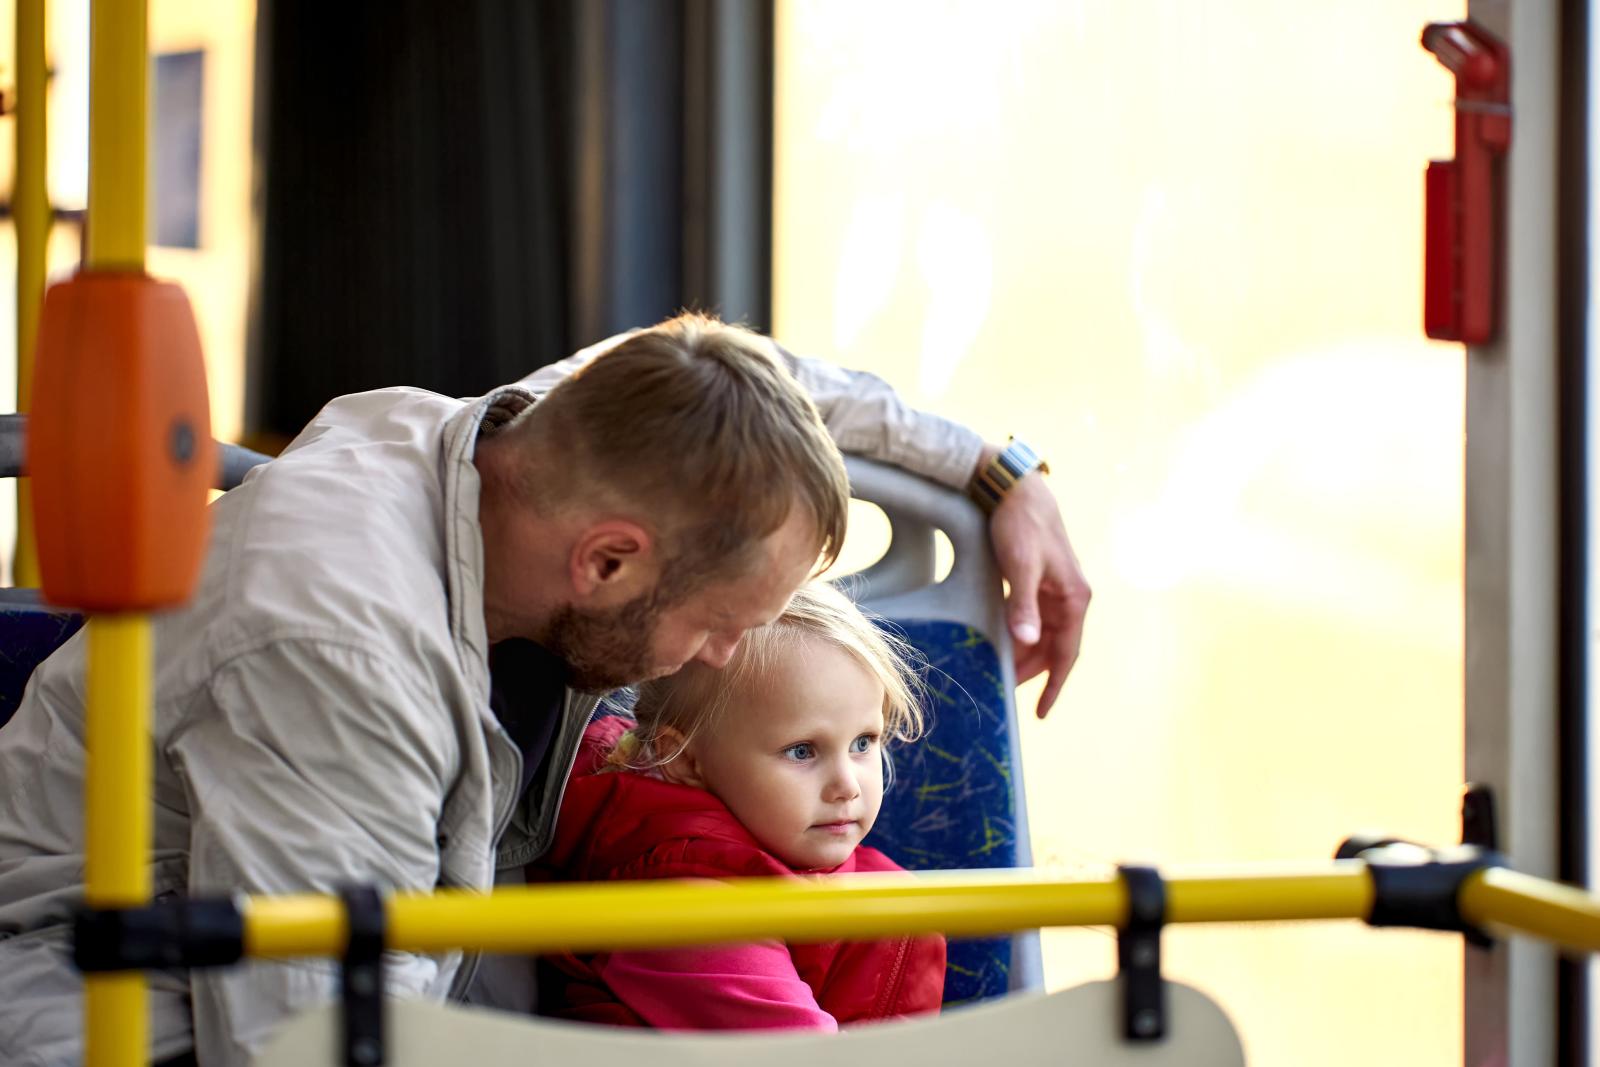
[505,313,849,590]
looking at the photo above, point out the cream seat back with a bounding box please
[255,979,1246,1067]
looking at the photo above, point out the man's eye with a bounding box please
[782,743,815,761]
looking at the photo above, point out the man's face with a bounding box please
[543,508,820,692]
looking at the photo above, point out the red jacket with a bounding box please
[531,716,946,1030]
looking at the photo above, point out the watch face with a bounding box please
[999,440,1044,479]
[971,441,1047,513]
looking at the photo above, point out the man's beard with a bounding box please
[540,591,665,693]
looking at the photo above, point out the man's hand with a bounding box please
[979,446,1091,718]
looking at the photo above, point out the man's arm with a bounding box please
[170,640,459,1063]
[768,342,983,491]
[519,333,1091,716]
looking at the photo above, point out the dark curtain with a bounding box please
[250,0,571,440]
[249,0,772,443]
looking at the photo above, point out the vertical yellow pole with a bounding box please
[13,0,48,587]
[87,0,146,271]
[84,617,151,1067]
[84,2,149,1065]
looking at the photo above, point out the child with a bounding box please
[532,581,946,1031]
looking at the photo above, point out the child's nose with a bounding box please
[825,759,861,802]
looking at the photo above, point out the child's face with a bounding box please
[687,637,886,871]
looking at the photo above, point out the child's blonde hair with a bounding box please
[611,581,926,771]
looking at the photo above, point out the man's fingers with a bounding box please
[1033,627,1080,719]
[1003,553,1045,647]
[1036,671,1067,719]
[1013,643,1049,685]
[1031,580,1090,718]
[1035,621,1084,719]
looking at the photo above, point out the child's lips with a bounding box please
[812,819,858,835]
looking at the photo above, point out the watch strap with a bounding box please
[970,437,1049,514]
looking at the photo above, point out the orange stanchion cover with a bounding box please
[29,271,214,611]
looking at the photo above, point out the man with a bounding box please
[0,315,1088,1064]
[528,329,1088,716]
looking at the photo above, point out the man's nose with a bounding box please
[693,633,741,670]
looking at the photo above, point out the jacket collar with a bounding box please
[437,385,537,706]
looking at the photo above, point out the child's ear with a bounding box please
[653,726,707,789]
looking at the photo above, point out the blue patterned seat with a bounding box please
[863,619,1025,1005]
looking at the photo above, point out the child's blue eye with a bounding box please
[850,734,876,754]
[782,742,816,761]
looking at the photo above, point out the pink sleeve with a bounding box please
[594,942,839,1032]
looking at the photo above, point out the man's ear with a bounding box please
[569,520,656,602]
[652,725,707,789]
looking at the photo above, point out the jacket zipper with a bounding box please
[444,733,523,1002]
[443,689,597,1001]
[492,690,597,868]
[874,936,914,1018]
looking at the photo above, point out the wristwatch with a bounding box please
[969,437,1049,514]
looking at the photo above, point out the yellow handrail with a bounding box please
[228,863,1600,963]
[241,865,1376,959]
[1459,865,1600,953]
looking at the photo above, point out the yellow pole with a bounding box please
[84,616,151,1067]
[1458,866,1600,952]
[13,0,48,586]
[242,865,1377,959]
[84,3,149,1064]
[228,862,1600,963]
[86,0,146,271]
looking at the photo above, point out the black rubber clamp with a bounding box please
[1116,864,1167,1042]
[1335,838,1501,948]
[339,885,386,1067]
[73,896,244,972]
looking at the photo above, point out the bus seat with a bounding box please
[0,590,83,726]
[0,414,270,730]
[841,457,1043,1004]
[255,980,1246,1067]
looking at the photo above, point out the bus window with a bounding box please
[776,3,1464,1063]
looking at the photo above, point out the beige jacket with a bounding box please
[0,341,981,1066]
